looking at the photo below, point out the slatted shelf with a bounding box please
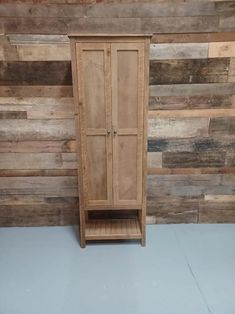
[85,219,142,241]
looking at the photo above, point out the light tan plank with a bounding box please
[209,42,235,58]
[148,109,235,118]
[0,153,77,169]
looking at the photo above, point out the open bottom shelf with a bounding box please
[85,219,142,241]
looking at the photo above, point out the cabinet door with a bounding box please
[111,43,145,206]
[76,43,112,207]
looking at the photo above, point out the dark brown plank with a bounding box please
[0,111,27,119]
[199,201,235,223]
[148,137,235,153]
[162,152,226,168]
[0,169,77,176]
[0,203,78,226]
[209,117,235,135]
[0,61,72,85]
[0,86,73,97]
[150,58,229,85]
[149,95,233,110]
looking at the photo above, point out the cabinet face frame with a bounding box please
[70,35,151,247]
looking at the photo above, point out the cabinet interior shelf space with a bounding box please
[85,219,142,240]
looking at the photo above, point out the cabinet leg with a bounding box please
[80,239,86,248]
[141,236,146,247]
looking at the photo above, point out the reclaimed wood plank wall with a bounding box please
[0,1,235,226]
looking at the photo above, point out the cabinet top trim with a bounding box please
[68,33,152,38]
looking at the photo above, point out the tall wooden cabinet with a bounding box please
[69,34,151,247]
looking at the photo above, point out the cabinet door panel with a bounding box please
[111,43,145,206]
[77,43,112,206]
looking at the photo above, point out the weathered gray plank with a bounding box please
[0,3,219,18]
[209,117,235,135]
[219,15,235,32]
[0,97,74,119]
[150,83,235,96]
[150,43,208,60]
[0,16,220,34]
[0,119,75,141]
[148,117,209,138]
[149,95,233,110]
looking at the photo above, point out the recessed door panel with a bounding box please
[111,43,145,206]
[86,135,108,201]
[77,43,112,206]
[118,135,138,200]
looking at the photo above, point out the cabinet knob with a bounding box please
[113,130,117,135]
[107,130,111,135]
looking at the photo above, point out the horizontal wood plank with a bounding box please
[0,119,75,141]
[0,61,72,85]
[0,140,76,152]
[0,86,73,97]
[0,176,78,196]
[148,117,209,138]
[150,58,229,85]
[148,108,235,118]
[0,203,78,226]
[0,169,77,176]
[162,152,226,168]
[150,43,208,60]
[150,83,235,96]
[209,42,235,58]
[5,32,235,45]
[0,3,220,18]
[152,32,235,43]
[149,95,234,110]
[209,117,235,135]
[148,167,235,175]
[148,136,235,152]
[0,16,220,34]
[0,153,77,169]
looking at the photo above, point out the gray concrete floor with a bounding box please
[0,224,235,314]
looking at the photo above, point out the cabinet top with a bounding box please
[68,33,152,38]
